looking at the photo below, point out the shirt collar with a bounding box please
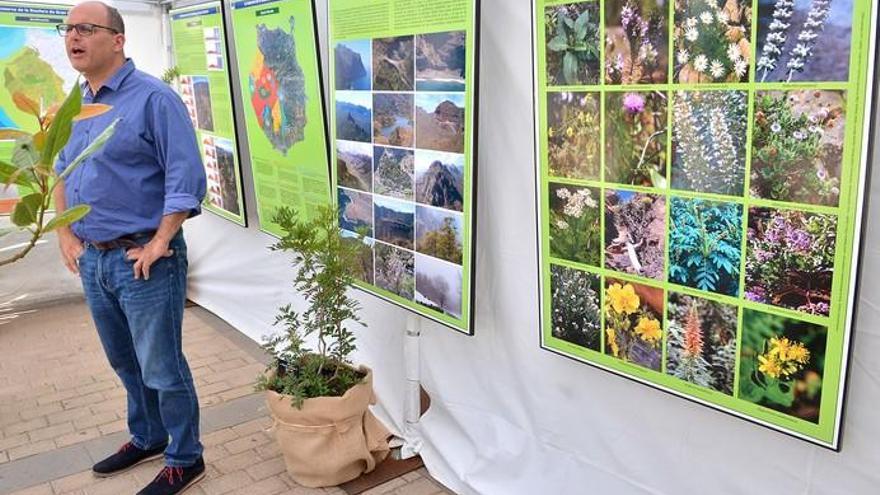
[81,58,136,96]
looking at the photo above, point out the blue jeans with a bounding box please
[78,232,203,467]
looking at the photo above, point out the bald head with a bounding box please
[70,1,125,33]
[65,1,127,87]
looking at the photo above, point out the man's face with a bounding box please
[64,3,124,75]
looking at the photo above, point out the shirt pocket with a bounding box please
[100,117,143,162]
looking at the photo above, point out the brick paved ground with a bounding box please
[0,300,454,495]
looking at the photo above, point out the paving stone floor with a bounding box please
[0,300,453,495]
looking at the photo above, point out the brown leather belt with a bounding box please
[89,231,156,251]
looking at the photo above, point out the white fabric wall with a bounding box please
[183,0,880,493]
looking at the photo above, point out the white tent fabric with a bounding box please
[184,0,880,493]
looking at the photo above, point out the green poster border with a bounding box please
[169,1,249,227]
[326,0,481,335]
[228,0,333,237]
[531,0,879,450]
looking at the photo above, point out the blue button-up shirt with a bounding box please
[55,59,206,243]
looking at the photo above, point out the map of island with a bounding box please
[248,17,307,156]
[0,26,76,129]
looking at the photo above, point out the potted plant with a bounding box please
[256,205,390,487]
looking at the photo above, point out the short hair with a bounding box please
[106,4,124,34]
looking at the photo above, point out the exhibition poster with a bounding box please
[328,0,480,334]
[0,2,75,213]
[170,1,247,225]
[230,0,331,234]
[533,0,876,449]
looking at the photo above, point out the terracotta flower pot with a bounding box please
[264,366,391,487]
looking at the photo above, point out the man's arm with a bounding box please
[126,211,187,280]
[53,179,84,275]
[126,89,206,281]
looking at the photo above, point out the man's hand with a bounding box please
[58,229,84,275]
[126,240,174,280]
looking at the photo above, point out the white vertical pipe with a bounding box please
[400,312,423,459]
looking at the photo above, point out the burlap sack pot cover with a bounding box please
[265,366,391,487]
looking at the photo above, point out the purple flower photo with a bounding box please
[745,207,836,316]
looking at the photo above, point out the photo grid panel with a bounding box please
[334,29,468,323]
[536,0,869,447]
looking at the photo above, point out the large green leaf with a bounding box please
[41,83,82,167]
[574,11,590,41]
[59,118,119,181]
[0,161,36,188]
[547,35,568,52]
[12,136,39,169]
[10,193,43,227]
[44,205,90,232]
[563,52,578,85]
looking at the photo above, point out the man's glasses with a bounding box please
[56,23,119,37]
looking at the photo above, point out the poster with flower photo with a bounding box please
[533,0,878,449]
[328,0,480,334]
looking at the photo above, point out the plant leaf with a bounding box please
[574,11,589,41]
[73,103,112,122]
[12,92,40,118]
[0,129,31,141]
[44,205,90,232]
[563,51,578,85]
[547,35,569,52]
[649,169,667,189]
[59,118,119,181]
[0,160,35,188]
[41,82,82,168]
[10,192,43,227]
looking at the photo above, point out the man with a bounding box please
[54,2,207,494]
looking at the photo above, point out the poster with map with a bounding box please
[532,0,878,450]
[170,1,247,226]
[0,2,75,214]
[328,0,481,334]
[229,0,330,235]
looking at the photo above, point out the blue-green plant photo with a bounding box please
[668,197,742,296]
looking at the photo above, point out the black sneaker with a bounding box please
[137,457,205,495]
[92,441,167,478]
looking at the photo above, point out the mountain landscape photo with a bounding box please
[415,151,464,212]
[374,146,414,200]
[373,35,414,90]
[336,140,373,192]
[415,253,462,318]
[375,243,415,299]
[415,93,465,153]
[337,187,373,236]
[416,207,463,264]
[193,77,214,132]
[341,232,374,284]
[374,196,415,250]
[416,30,466,91]
[335,39,370,90]
[336,91,372,142]
[373,93,414,147]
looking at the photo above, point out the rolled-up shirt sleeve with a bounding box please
[147,91,206,217]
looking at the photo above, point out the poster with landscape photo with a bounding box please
[170,1,246,225]
[329,0,480,334]
[533,0,879,449]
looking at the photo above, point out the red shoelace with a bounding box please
[117,442,134,453]
[156,466,184,485]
